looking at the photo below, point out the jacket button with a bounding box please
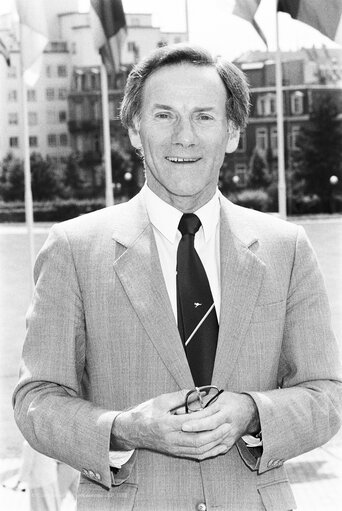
[197,503,207,511]
[88,470,95,479]
[95,472,101,481]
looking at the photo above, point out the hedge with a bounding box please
[0,199,108,222]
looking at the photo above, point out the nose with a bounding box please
[171,117,198,147]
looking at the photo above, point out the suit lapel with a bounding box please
[212,198,266,389]
[112,192,193,390]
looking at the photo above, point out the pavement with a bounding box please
[1,216,342,510]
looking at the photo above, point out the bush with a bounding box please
[292,194,322,214]
[232,189,270,212]
[0,199,107,222]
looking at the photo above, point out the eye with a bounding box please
[197,113,214,121]
[155,112,171,119]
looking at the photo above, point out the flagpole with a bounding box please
[185,0,189,40]
[275,6,287,219]
[19,23,35,294]
[100,63,114,207]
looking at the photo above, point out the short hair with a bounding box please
[120,44,250,131]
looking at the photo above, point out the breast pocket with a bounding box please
[77,480,138,511]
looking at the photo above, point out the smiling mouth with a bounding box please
[165,157,201,164]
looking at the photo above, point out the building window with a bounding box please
[234,163,248,186]
[29,136,38,147]
[59,134,68,146]
[270,126,277,153]
[28,112,38,125]
[27,89,37,102]
[9,136,19,148]
[288,125,300,150]
[8,90,17,102]
[59,111,67,122]
[8,112,18,125]
[75,102,83,120]
[58,88,67,99]
[46,65,52,77]
[131,17,140,25]
[90,72,99,89]
[237,132,246,152]
[47,134,57,147]
[257,96,267,116]
[257,93,276,116]
[57,65,67,77]
[8,66,17,78]
[76,72,86,91]
[291,91,304,115]
[46,88,55,100]
[174,36,181,44]
[127,41,135,51]
[269,96,276,115]
[256,127,268,151]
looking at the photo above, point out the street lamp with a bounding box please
[329,175,339,213]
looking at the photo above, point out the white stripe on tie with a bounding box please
[184,303,215,347]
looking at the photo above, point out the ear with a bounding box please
[225,125,240,154]
[128,120,142,150]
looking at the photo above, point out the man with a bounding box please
[13,44,342,510]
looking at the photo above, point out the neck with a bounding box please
[146,181,217,213]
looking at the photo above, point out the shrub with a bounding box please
[232,189,270,212]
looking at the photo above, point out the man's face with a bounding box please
[129,63,234,210]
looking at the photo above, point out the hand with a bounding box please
[180,392,260,453]
[111,390,233,460]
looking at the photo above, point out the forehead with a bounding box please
[141,63,228,111]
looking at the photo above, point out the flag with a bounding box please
[278,0,342,44]
[90,0,126,74]
[0,37,10,66]
[232,0,267,46]
[16,0,49,84]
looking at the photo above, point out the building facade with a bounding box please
[0,8,187,166]
[227,48,342,188]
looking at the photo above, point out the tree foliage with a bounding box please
[293,93,342,211]
[247,147,272,189]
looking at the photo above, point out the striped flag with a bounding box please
[90,0,126,74]
[16,0,49,84]
[0,37,10,66]
[278,0,342,44]
[232,0,267,46]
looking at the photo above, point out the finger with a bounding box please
[181,409,225,432]
[174,422,231,450]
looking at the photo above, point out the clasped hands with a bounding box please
[111,389,260,461]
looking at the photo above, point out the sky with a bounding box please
[1,0,341,61]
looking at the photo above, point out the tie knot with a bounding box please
[178,213,201,236]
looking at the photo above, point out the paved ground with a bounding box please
[1,216,342,510]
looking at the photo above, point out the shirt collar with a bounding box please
[142,184,220,244]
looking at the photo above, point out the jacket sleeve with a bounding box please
[12,224,134,489]
[237,225,342,473]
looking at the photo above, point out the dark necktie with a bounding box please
[176,213,218,386]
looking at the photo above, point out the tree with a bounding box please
[246,147,272,189]
[64,153,84,197]
[30,153,60,201]
[0,153,24,201]
[293,93,342,212]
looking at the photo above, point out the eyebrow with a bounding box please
[152,104,217,112]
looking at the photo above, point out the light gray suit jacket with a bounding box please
[13,191,342,510]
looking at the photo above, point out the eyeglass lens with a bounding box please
[186,386,220,412]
